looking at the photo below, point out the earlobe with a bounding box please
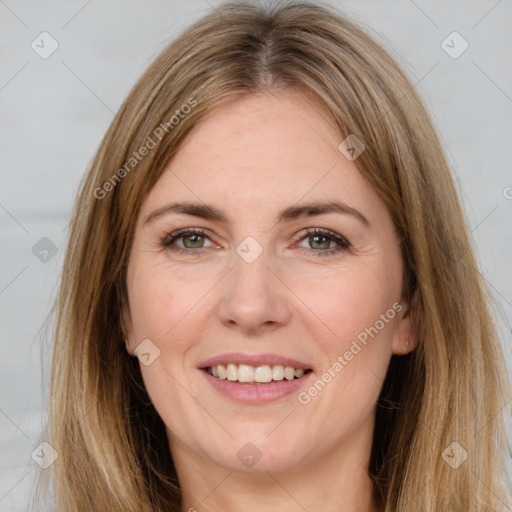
[391,298,418,355]
[124,338,133,356]
[121,307,134,356]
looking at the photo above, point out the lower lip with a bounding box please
[200,370,313,404]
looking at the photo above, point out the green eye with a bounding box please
[308,234,332,250]
[162,228,213,251]
[182,233,205,248]
[297,228,351,256]
[162,227,350,258]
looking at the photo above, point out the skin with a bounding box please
[124,89,416,512]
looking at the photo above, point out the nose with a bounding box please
[216,249,293,335]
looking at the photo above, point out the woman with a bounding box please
[34,1,510,510]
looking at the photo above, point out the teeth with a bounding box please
[254,365,272,383]
[284,367,295,380]
[272,365,285,380]
[226,363,238,381]
[206,363,309,383]
[238,364,254,383]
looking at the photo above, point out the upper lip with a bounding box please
[198,353,312,370]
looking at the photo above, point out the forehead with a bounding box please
[140,91,380,222]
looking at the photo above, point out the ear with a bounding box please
[121,301,134,356]
[391,292,418,355]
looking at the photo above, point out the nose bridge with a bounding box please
[216,239,292,332]
[233,244,272,295]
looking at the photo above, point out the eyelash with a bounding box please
[160,227,351,257]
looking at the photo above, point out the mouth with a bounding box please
[203,363,313,384]
[198,354,314,404]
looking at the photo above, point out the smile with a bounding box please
[205,363,311,384]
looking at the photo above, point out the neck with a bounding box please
[171,414,378,512]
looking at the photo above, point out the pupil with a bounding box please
[311,235,329,249]
[182,234,331,250]
[184,234,203,248]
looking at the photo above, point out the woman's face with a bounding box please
[124,90,413,475]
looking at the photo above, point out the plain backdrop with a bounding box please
[1,0,511,510]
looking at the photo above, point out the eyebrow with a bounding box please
[144,200,370,227]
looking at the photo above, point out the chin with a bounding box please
[213,445,304,474]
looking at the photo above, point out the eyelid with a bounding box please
[162,227,216,248]
[161,227,350,255]
[294,228,351,256]
[297,227,350,246]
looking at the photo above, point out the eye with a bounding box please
[161,228,215,253]
[160,227,350,257]
[296,228,351,257]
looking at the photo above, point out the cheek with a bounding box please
[292,260,397,349]
[128,277,173,341]
[126,261,213,443]
[127,258,208,343]
[292,259,398,413]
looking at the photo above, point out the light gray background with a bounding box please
[1,0,511,510]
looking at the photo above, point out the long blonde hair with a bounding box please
[33,1,510,510]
